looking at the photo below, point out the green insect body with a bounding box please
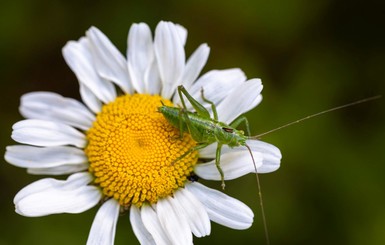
[158,85,253,189]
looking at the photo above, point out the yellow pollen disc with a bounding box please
[85,94,198,207]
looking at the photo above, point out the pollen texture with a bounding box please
[85,94,198,207]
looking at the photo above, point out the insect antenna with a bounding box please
[249,95,381,139]
[245,143,270,245]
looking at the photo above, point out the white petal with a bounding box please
[20,92,95,131]
[27,163,88,175]
[216,78,263,123]
[62,38,116,104]
[127,23,156,94]
[86,27,132,94]
[14,173,101,217]
[156,197,192,245]
[79,83,102,113]
[12,119,86,148]
[5,145,87,168]
[141,205,171,245]
[173,69,246,109]
[186,182,254,230]
[174,188,211,237]
[87,199,120,245]
[195,150,263,180]
[145,59,162,95]
[175,24,187,46]
[198,140,281,174]
[181,43,210,89]
[154,21,185,99]
[130,205,156,245]
[245,140,282,173]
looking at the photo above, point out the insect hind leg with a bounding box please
[200,87,218,120]
[230,116,251,136]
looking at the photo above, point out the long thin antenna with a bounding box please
[251,95,381,139]
[245,144,270,245]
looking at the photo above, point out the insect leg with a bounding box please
[230,116,251,136]
[178,85,211,118]
[215,143,226,190]
[200,87,218,121]
[172,143,209,164]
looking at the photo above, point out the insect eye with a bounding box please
[222,127,234,133]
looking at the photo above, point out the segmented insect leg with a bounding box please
[172,143,209,164]
[178,85,211,118]
[230,116,251,136]
[177,107,185,139]
[215,143,226,190]
[200,87,218,121]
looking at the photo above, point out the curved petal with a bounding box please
[87,199,120,245]
[173,69,246,110]
[79,83,102,113]
[175,24,187,46]
[27,163,88,175]
[86,27,132,94]
[5,145,87,168]
[156,197,192,245]
[11,119,86,148]
[216,78,263,123]
[154,21,185,99]
[145,59,162,95]
[14,173,101,217]
[198,140,281,174]
[130,205,156,245]
[181,43,210,89]
[186,182,254,230]
[246,140,282,173]
[62,38,116,104]
[195,150,263,181]
[20,92,95,130]
[174,188,211,237]
[127,23,156,94]
[141,205,171,245]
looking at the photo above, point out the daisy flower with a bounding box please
[5,21,282,244]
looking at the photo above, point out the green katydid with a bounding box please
[159,85,381,188]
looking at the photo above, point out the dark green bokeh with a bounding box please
[1,0,384,244]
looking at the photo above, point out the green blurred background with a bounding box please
[1,0,384,244]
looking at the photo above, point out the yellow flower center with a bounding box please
[85,94,198,207]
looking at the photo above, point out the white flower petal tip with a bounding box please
[246,140,282,173]
[195,150,264,181]
[86,26,132,94]
[155,21,186,98]
[197,140,282,177]
[62,38,116,105]
[14,173,101,217]
[11,119,86,148]
[5,145,87,168]
[217,78,263,123]
[20,92,95,130]
[87,199,120,245]
[127,22,157,94]
[186,182,254,230]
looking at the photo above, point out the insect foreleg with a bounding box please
[172,143,209,164]
[215,143,226,190]
[178,85,211,118]
[200,87,218,120]
[230,116,251,136]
